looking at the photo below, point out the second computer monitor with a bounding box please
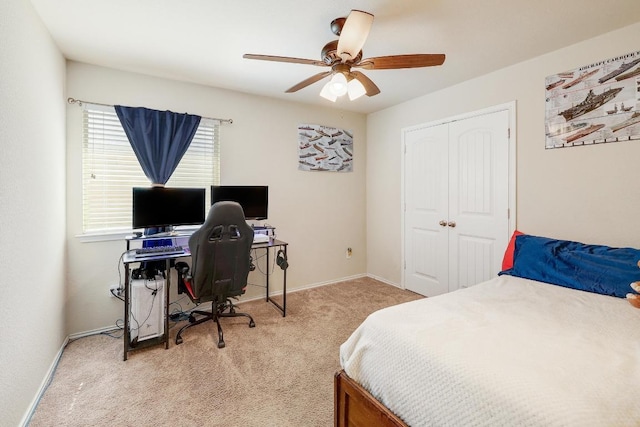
[211,185,268,220]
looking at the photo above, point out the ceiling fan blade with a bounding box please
[285,71,332,93]
[337,10,374,62]
[243,54,327,67]
[351,71,380,96]
[356,54,446,70]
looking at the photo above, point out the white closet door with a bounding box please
[403,108,511,296]
[404,123,449,296]
[448,110,510,291]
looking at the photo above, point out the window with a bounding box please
[82,104,220,234]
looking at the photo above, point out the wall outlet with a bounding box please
[346,247,352,259]
[109,283,124,298]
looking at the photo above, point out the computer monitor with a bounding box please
[210,185,268,220]
[132,187,205,229]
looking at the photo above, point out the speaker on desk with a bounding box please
[276,249,288,270]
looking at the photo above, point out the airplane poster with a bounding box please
[545,49,640,149]
[297,124,353,172]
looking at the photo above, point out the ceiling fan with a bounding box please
[243,10,445,101]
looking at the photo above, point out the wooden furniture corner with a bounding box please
[334,370,408,427]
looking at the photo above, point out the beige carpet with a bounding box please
[29,277,422,427]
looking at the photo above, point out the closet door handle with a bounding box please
[447,221,456,228]
[438,220,447,227]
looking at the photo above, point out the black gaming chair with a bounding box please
[174,201,255,348]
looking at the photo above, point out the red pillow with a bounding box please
[501,230,524,271]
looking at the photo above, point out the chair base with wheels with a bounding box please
[175,297,255,348]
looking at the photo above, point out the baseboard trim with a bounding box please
[366,273,403,289]
[239,273,368,304]
[20,336,69,427]
[68,325,122,340]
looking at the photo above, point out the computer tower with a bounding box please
[129,276,165,343]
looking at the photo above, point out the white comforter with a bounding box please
[340,275,640,426]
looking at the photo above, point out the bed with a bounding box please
[336,234,640,426]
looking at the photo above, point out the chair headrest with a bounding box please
[191,201,253,246]
[202,201,247,228]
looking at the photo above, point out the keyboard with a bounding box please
[134,245,185,257]
[253,234,270,244]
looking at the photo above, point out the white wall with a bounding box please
[367,22,640,285]
[0,1,66,425]
[65,62,367,334]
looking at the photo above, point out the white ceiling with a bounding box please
[30,0,640,114]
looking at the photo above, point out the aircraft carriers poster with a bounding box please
[297,124,353,172]
[545,49,640,149]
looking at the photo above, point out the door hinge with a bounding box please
[508,128,511,139]
[507,208,510,219]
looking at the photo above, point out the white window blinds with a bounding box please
[82,104,220,234]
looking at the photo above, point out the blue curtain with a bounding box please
[115,105,201,185]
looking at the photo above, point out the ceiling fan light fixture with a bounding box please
[320,81,338,102]
[328,72,348,96]
[347,78,366,100]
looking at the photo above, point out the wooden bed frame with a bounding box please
[334,370,408,427]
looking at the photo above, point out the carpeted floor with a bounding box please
[29,277,422,427]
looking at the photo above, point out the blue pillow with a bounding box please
[499,234,640,298]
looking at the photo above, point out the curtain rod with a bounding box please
[67,97,233,124]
